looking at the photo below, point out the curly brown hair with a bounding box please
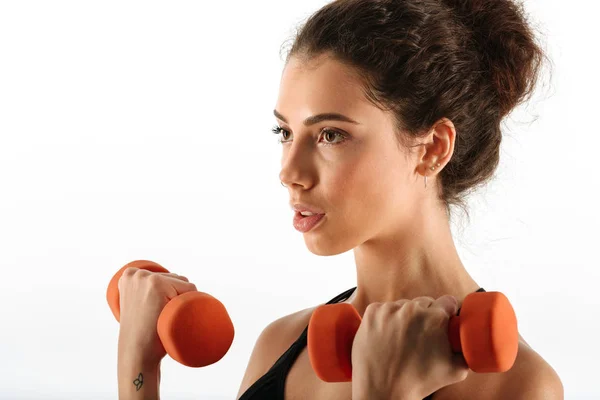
[281,0,551,221]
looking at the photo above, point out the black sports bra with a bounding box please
[238,286,486,399]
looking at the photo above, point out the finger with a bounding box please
[155,272,189,282]
[411,296,435,308]
[387,299,410,312]
[160,276,197,298]
[431,295,458,318]
[121,269,189,282]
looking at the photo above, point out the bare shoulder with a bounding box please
[434,336,564,400]
[235,304,319,399]
[493,339,563,399]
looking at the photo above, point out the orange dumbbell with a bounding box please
[307,291,518,382]
[106,260,234,368]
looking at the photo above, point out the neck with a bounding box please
[345,201,480,317]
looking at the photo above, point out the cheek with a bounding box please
[326,161,363,202]
[327,157,395,212]
[329,153,410,224]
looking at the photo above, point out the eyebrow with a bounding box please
[273,109,360,126]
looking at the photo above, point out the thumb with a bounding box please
[451,352,470,381]
[433,294,459,318]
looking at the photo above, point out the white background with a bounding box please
[0,0,598,399]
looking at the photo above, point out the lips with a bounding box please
[293,212,325,233]
[295,211,324,218]
[291,203,325,214]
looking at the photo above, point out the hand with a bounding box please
[351,295,469,399]
[117,267,197,366]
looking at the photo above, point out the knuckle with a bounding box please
[364,302,381,317]
[394,299,410,310]
[413,296,435,310]
[122,267,139,278]
[118,268,140,288]
[403,300,420,313]
[147,273,163,286]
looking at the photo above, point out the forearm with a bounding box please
[118,351,161,400]
[352,378,420,400]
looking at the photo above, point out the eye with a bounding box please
[321,129,345,145]
[271,125,347,146]
[271,125,291,142]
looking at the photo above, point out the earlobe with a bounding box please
[423,162,441,189]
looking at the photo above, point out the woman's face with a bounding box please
[276,54,422,255]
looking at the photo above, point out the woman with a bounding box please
[117,0,563,398]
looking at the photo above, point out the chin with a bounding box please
[303,234,357,256]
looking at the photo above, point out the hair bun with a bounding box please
[443,0,546,117]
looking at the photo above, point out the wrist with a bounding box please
[118,353,161,400]
[118,332,162,368]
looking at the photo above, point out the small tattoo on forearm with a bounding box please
[133,373,144,391]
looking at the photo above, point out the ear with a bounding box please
[416,117,456,178]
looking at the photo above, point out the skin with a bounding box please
[237,51,563,400]
[276,51,481,318]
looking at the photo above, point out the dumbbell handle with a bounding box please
[308,291,519,382]
[106,260,235,368]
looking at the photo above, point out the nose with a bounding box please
[279,169,303,189]
[279,143,314,189]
